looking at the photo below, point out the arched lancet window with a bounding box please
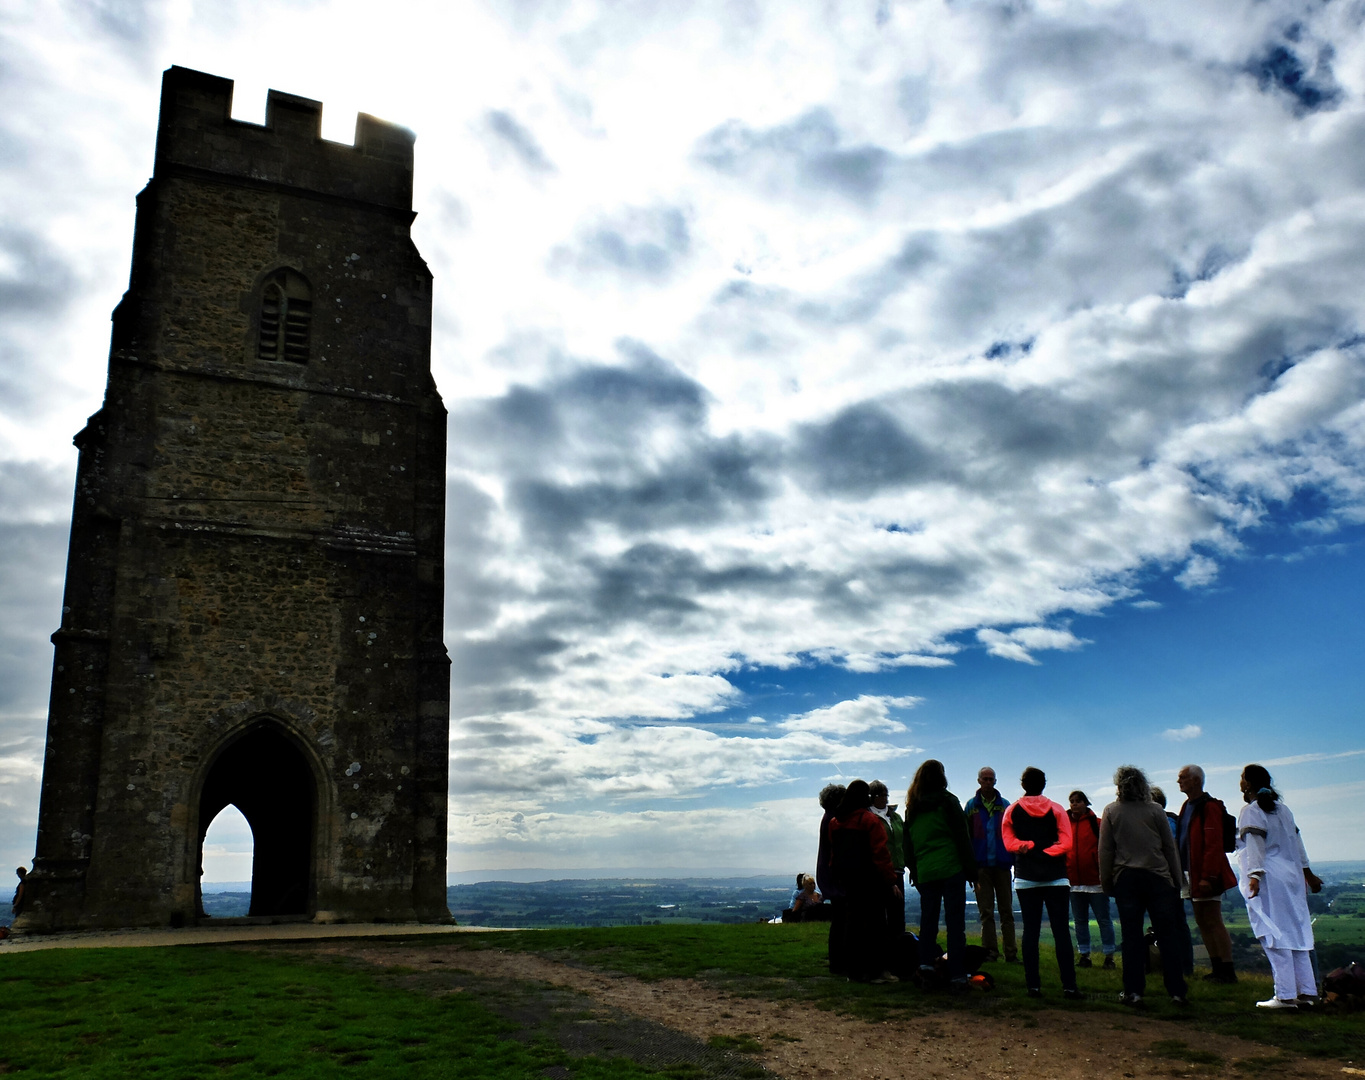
[257,269,312,364]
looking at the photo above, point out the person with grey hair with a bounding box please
[1176,763,1239,984]
[1100,765,1189,1007]
[869,780,906,935]
[963,765,1017,963]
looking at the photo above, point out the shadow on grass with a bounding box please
[0,944,772,1080]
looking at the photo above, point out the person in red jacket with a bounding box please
[1176,764,1239,983]
[1066,791,1116,969]
[828,779,903,984]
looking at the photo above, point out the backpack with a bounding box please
[1221,806,1236,852]
[1324,962,1365,1000]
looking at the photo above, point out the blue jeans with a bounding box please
[1113,868,1188,999]
[1069,891,1116,956]
[916,875,967,979]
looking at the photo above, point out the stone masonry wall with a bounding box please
[24,66,449,930]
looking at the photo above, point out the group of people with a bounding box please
[813,760,1323,1010]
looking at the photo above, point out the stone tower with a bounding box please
[20,66,450,930]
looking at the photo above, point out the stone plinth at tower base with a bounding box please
[19,66,451,931]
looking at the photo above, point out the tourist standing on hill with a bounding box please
[1066,791,1116,970]
[1100,765,1189,1007]
[870,780,907,936]
[828,779,902,983]
[1002,767,1081,1000]
[1176,764,1239,984]
[903,760,977,987]
[1151,785,1195,978]
[964,766,1017,963]
[816,783,848,973]
[1236,764,1323,1010]
[11,866,26,920]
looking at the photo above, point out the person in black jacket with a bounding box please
[815,784,848,973]
[1002,767,1082,1000]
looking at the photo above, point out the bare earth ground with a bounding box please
[309,939,1358,1080]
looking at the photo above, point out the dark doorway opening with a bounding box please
[198,722,316,917]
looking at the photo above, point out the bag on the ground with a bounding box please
[890,930,921,981]
[1144,926,1161,973]
[1324,961,1365,999]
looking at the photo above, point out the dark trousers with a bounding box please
[1018,885,1076,992]
[842,892,891,981]
[917,875,967,979]
[888,872,906,938]
[827,898,850,975]
[1113,869,1188,999]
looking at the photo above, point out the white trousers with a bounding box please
[1262,943,1315,1000]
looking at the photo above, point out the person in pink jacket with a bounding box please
[1002,767,1081,1000]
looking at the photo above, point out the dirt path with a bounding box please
[314,940,1353,1080]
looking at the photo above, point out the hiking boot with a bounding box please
[1026,987,1043,998]
[1170,995,1190,1007]
[1119,992,1143,1007]
[1102,956,1116,970]
[1062,988,1085,1001]
[1077,954,1092,969]
[869,971,900,984]
[1296,995,1318,1007]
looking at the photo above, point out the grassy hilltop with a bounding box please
[3,923,1363,1078]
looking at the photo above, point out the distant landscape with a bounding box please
[187,861,1365,969]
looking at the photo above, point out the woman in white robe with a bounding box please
[1236,763,1323,1010]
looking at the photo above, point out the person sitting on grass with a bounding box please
[789,874,825,920]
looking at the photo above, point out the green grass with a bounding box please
[0,946,710,1079]
[5,924,1363,1075]
[450,922,1365,1059]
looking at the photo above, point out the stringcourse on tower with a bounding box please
[20,66,451,930]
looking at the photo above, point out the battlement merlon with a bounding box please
[152,66,415,212]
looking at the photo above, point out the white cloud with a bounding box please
[1162,724,1203,742]
[977,626,1090,665]
[4,0,1365,868]
[1176,555,1220,590]
[778,694,920,736]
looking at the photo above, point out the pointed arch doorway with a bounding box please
[197,721,318,918]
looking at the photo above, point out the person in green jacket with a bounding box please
[903,760,978,986]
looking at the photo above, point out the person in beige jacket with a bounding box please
[1099,765,1189,1007]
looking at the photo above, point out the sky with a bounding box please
[3,0,1365,886]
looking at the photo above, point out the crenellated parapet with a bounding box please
[153,66,415,212]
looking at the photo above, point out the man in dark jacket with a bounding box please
[963,767,1017,962]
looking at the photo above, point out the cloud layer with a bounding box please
[3,0,1365,871]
